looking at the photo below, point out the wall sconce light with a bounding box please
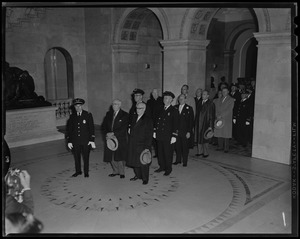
[145,63,150,69]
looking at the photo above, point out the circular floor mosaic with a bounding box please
[40,162,179,212]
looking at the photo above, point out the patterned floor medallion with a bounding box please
[40,162,179,212]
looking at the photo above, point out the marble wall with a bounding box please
[84,8,113,125]
[252,32,291,165]
[5,8,88,104]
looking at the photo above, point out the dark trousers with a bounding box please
[175,136,189,165]
[157,139,174,174]
[73,144,90,174]
[152,138,158,156]
[133,164,150,182]
[218,138,229,151]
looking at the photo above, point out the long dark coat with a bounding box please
[196,99,215,144]
[127,114,153,168]
[174,104,195,148]
[103,109,129,162]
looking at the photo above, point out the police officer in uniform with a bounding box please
[153,91,179,176]
[66,98,96,178]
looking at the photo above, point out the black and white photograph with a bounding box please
[2,1,298,236]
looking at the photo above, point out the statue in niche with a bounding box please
[4,62,52,110]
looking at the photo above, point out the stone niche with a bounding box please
[5,106,64,148]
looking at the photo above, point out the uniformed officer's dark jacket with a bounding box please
[154,104,179,141]
[233,98,252,123]
[66,110,95,145]
[174,104,194,137]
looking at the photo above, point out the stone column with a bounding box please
[252,32,291,165]
[111,43,140,111]
[160,39,210,98]
[223,50,236,84]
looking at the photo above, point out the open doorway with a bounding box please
[206,8,258,157]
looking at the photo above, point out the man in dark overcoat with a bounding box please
[146,89,164,157]
[66,98,96,178]
[102,99,129,179]
[194,88,202,146]
[196,90,215,157]
[127,102,153,185]
[174,94,194,166]
[129,88,150,129]
[230,83,241,140]
[233,90,253,147]
[153,91,179,176]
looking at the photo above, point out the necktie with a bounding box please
[222,97,226,103]
[202,101,204,105]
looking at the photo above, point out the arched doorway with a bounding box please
[205,8,258,157]
[112,8,164,110]
[44,47,74,125]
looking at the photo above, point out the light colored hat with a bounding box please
[140,149,152,165]
[204,127,214,139]
[214,119,225,129]
[106,135,118,151]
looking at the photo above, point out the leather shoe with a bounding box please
[109,173,119,177]
[143,181,148,185]
[173,162,180,165]
[154,168,164,173]
[224,150,228,153]
[84,174,89,178]
[163,172,171,176]
[203,154,209,158]
[120,175,125,179]
[196,153,203,156]
[130,176,139,181]
[216,148,223,151]
[183,164,187,167]
[72,172,82,177]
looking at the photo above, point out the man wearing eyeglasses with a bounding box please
[127,102,153,185]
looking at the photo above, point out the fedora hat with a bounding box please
[214,119,225,129]
[140,149,152,165]
[204,127,214,139]
[106,135,118,151]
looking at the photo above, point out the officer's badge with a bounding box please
[186,106,189,109]
[83,120,86,124]
[168,112,170,116]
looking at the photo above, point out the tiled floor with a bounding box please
[6,130,292,234]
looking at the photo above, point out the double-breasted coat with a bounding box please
[174,104,194,147]
[103,109,129,162]
[66,110,95,146]
[196,99,215,144]
[127,114,153,168]
[213,96,235,138]
[154,105,179,141]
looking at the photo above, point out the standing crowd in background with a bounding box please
[3,75,255,234]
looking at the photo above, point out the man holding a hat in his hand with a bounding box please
[66,98,96,178]
[195,90,215,158]
[214,87,235,153]
[102,99,129,179]
[127,102,153,185]
[153,91,179,176]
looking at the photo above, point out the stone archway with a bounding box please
[113,7,169,44]
[111,8,166,110]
